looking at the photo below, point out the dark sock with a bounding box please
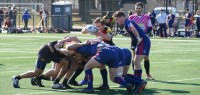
[53,78,60,84]
[62,79,68,85]
[37,75,50,80]
[185,31,188,37]
[134,70,142,79]
[124,76,141,86]
[85,69,93,89]
[144,61,150,75]
[100,69,108,87]
[126,74,142,81]
[70,67,83,82]
[114,77,127,86]
[15,75,21,80]
[132,60,134,71]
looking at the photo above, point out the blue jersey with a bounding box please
[124,18,148,42]
[75,43,98,58]
[120,48,132,66]
[124,19,151,56]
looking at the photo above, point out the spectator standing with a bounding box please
[39,8,49,28]
[183,8,192,38]
[12,5,17,28]
[166,10,177,37]
[6,6,14,27]
[149,10,157,37]
[0,7,4,30]
[156,9,167,38]
[194,10,200,37]
[22,9,31,30]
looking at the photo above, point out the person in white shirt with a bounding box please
[156,9,167,38]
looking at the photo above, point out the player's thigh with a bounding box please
[84,58,103,70]
[123,65,130,76]
[134,55,145,70]
[109,67,123,82]
[58,58,70,67]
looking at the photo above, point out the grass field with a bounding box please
[0,33,200,95]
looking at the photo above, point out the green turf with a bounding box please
[0,33,200,95]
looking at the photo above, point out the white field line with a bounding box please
[12,89,76,95]
[167,75,180,77]
[1,34,200,42]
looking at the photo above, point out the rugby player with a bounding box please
[128,2,154,80]
[113,10,151,80]
[12,37,75,88]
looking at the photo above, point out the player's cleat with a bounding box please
[68,80,81,86]
[126,83,133,94]
[142,80,147,91]
[51,83,66,90]
[62,83,73,89]
[146,75,155,80]
[78,80,87,85]
[12,76,20,88]
[134,81,147,93]
[33,77,45,87]
[80,88,94,93]
[30,77,37,86]
[95,84,110,91]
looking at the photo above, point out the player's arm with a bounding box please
[67,43,84,50]
[96,31,111,41]
[129,24,142,44]
[81,27,88,34]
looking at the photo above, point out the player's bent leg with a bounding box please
[12,68,44,88]
[144,56,155,80]
[134,55,145,79]
[80,59,103,93]
[52,58,69,89]
[123,65,130,76]
[109,67,133,94]
[61,59,78,89]
[95,66,110,91]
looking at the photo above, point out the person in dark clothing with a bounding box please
[22,9,31,30]
[0,7,4,30]
[149,10,157,37]
[195,10,200,37]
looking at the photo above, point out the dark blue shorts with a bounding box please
[121,48,132,66]
[136,37,151,56]
[93,47,119,68]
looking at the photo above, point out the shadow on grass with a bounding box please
[17,87,190,95]
[153,79,200,86]
[0,64,4,66]
[143,88,190,94]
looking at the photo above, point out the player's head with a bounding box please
[93,17,106,31]
[186,8,189,13]
[135,2,144,15]
[160,9,164,13]
[113,10,125,25]
[106,11,112,17]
